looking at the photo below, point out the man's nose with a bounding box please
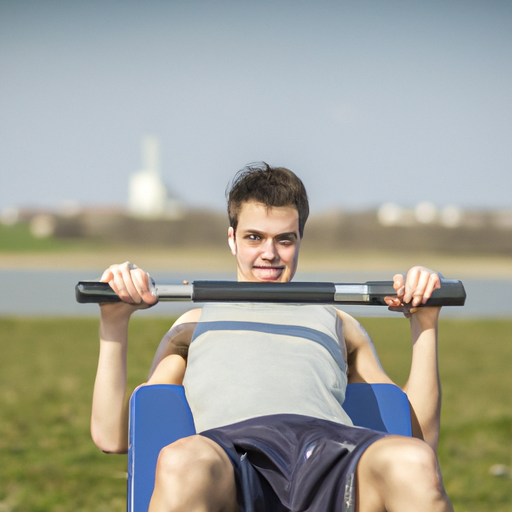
[260,239,278,260]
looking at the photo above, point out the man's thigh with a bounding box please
[356,436,449,512]
[151,434,240,512]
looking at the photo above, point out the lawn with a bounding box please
[0,223,87,253]
[1,316,511,511]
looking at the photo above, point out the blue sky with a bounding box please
[1,0,511,214]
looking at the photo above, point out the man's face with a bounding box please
[228,201,301,283]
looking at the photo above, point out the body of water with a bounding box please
[1,269,510,319]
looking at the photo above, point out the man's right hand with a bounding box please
[99,262,158,317]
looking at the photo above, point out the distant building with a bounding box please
[378,202,464,228]
[128,136,184,219]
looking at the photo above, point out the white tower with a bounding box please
[129,136,183,219]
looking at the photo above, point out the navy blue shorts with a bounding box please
[200,414,386,512]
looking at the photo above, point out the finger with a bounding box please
[403,267,421,304]
[404,306,418,318]
[121,262,143,303]
[393,274,405,297]
[410,271,431,307]
[100,266,125,298]
[385,296,402,307]
[130,268,149,294]
[131,270,158,305]
[111,262,141,303]
[100,268,114,283]
[421,273,442,304]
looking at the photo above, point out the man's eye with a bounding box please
[247,234,261,241]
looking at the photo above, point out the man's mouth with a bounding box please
[252,266,284,281]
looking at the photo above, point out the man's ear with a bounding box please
[227,227,237,255]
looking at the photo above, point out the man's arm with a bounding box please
[91,307,199,454]
[342,267,444,452]
[145,312,201,383]
[91,303,139,454]
[403,307,442,450]
[89,262,196,454]
[385,267,443,450]
[337,309,394,385]
[147,319,199,379]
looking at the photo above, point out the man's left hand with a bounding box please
[385,266,442,316]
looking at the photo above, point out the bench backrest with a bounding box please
[126,382,411,512]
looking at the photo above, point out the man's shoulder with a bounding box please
[173,308,202,328]
[332,307,356,321]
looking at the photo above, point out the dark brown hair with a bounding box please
[226,162,309,237]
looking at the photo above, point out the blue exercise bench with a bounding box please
[127,382,412,512]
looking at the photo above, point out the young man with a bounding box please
[91,163,453,511]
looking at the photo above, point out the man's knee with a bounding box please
[156,435,232,485]
[359,436,448,500]
[151,435,240,512]
[390,439,444,494]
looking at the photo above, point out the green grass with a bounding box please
[367,318,512,511]
[1,317,511,511]
[0,223,68,252]
[0,223,108,253]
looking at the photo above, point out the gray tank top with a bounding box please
[183,303,353,432]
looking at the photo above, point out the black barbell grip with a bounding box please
[75,279,466,306]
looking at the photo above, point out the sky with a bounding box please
[1,0,511,214]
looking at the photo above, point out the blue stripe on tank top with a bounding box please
[192,320,345,371]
